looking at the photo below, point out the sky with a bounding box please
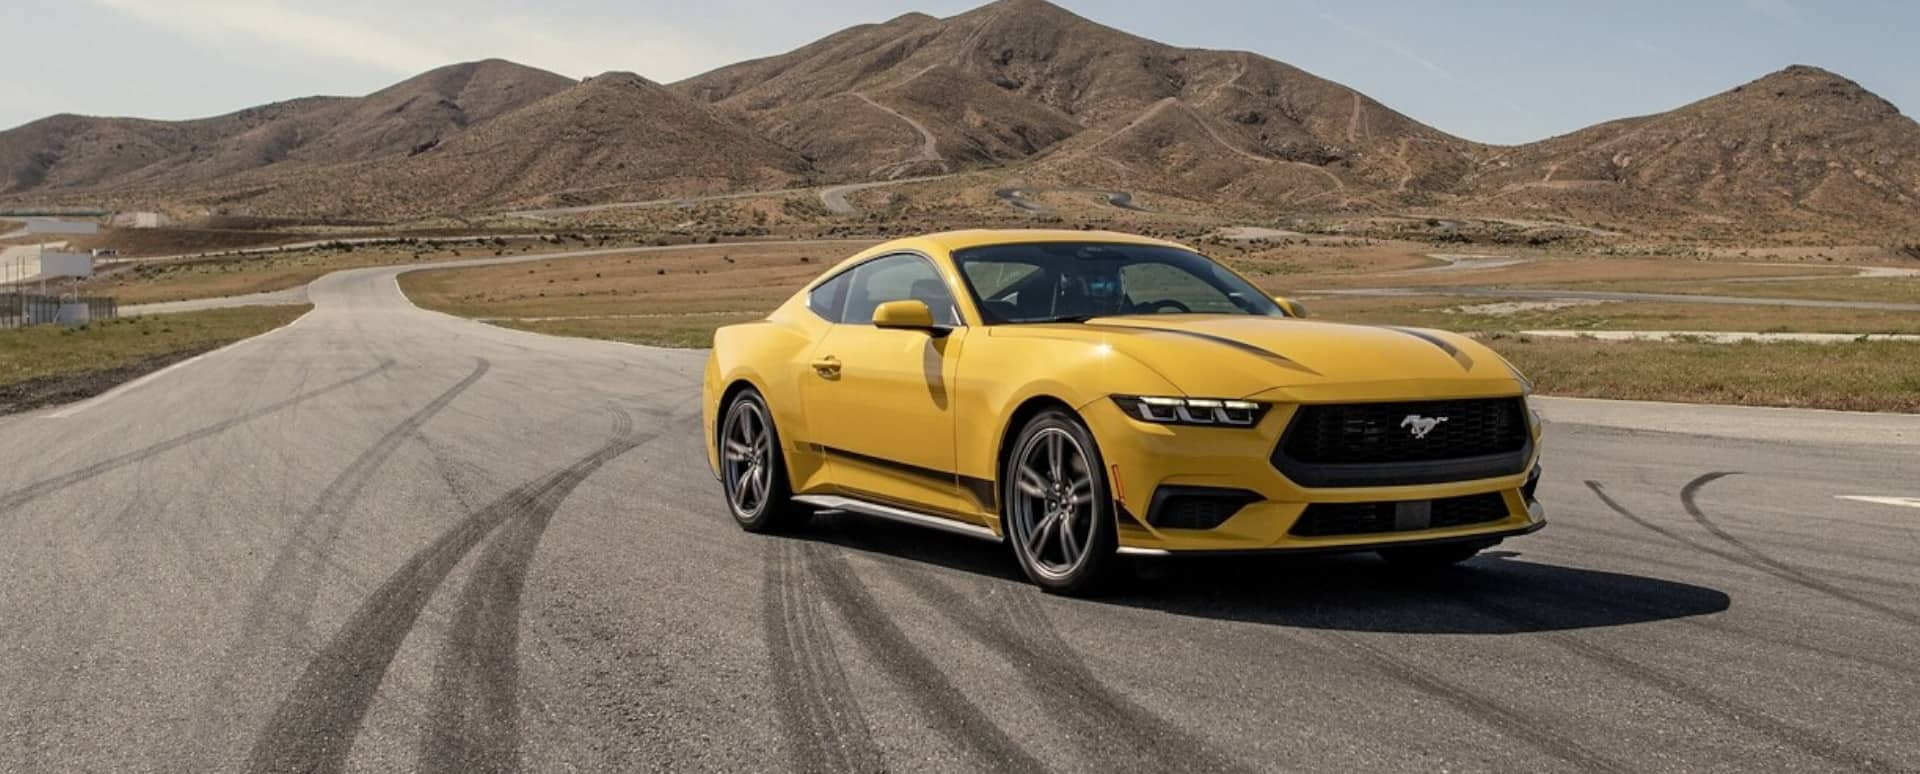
[2,0,1914,145]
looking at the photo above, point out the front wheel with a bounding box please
[1003,409,1119,596]
[720,389,803,533]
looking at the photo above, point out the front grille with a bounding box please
[1291,492,1510,537]
[1282,398,1527,464]
[1273,398,1532,487]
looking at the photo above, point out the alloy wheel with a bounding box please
[723,400,774,518]
[1011,427,1098,580]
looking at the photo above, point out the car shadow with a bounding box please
[787,512,1732,635]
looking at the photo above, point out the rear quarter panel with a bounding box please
[706,305,828,483]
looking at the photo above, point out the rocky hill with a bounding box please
[1,1,1914,240]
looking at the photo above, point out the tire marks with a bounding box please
[1422,582,1899,773]
[415,409,635,774]
[246,410,647,774]
[882,563,1256,773]
[0,360,394,516]
[799,544,1046,771]
[1589,477,1919,627]
[186,361,487,767]
[262,359,492,637]
[761,541,884,773]
[1310,627,1630,773]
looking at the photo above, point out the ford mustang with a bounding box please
[702,230,1544,594]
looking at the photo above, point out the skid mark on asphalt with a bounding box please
[188,360,491,766]
[1589,478,1920,627]
[1516,543,1917,674]
[801,545,1046,771]
[1408,575,1897,772]
[279,360,492,631]
[246,410,650,774]
[882,562,1256,773]
[761,540,883,772]
[1546,520,1920,596]
[1311,627,1630,773]
[416,406,633,774]
[0,360,394,517]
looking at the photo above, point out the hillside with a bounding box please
[188,73,815,217]
[0,60,574,199]
[674,0,1476,205]
[1467,66,1920,236]
[0,1,1915,240]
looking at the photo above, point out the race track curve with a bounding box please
[2,247,1918,772]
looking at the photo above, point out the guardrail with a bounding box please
[0,292,117,329]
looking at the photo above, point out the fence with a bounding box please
[0,292,118,329]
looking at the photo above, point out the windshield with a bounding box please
[952,242,1285,324]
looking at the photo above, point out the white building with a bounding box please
[111,211,169,228]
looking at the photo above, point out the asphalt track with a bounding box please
[3,248,1919,772]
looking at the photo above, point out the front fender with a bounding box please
[954,332,1183,489]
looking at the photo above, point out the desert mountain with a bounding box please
[0,0,1914,239]
[675,0,1474,206]
[0,60,574,197]
[1466,66,1920,235]
[210,72,814,217]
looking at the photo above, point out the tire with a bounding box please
[1002,409,1119,596]
[718,389,804,533]
[1377,539,1495,569]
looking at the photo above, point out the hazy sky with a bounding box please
[3,0,1913,145]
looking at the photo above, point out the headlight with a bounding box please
[1112,395,1271,427]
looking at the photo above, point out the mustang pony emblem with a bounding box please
[1400,414,1449,439]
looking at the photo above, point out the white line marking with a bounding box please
[44,308,314,419]
[1836,496,1920,510]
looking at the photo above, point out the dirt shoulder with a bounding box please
[0,305,310,415]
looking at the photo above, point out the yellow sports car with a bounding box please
[703,230,1543,594]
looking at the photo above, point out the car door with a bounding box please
[799,253,976,519]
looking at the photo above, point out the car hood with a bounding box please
[990,315,1526,403]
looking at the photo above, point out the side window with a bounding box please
[844,254,959,326]
[808,271,852,322]
[960,260,1046,322]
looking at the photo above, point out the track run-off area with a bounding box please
[2,244,1918,772]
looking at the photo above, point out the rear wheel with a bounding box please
[1377,540,1495,569]
[720,389,803,533]
[1003,410,1118,596]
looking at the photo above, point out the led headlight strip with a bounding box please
[1112,395,1271,427]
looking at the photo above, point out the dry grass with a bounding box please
[1481,335,1920,413]
[75,237,603,305]
[1565,277,1920,304]
[399,241,875,346]
[1305,294,1920,334]
[397,239,1920,410]
[0,305,310,413]
[491,314,770,349]
[1288,255,1849,290]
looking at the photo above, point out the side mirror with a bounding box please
[872,299,944,333]
[1275,297,1309,319]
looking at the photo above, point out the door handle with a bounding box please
[810,356,841,376]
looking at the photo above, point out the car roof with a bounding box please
[915,229,1190,253]
[810,229,1199,290]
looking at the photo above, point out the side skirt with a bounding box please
[794,494,1004,543]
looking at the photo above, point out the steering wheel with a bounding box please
[1135,299,1191,314]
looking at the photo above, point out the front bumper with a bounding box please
[1083,397,1545,554]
